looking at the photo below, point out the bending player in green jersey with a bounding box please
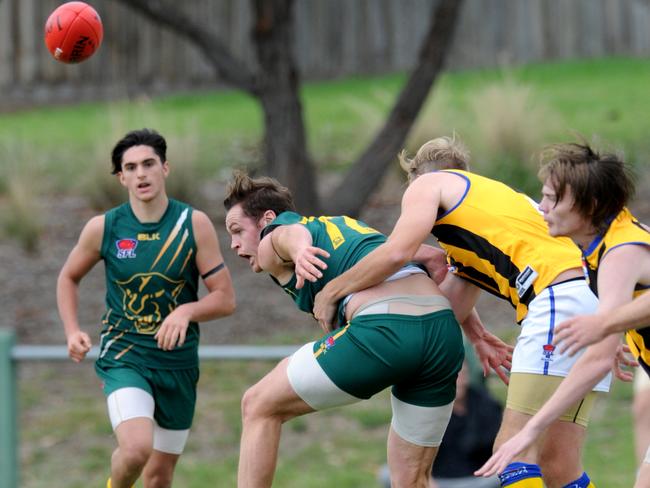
[223,171,511,488]
[313,136,611,488]
[57,129,236,488]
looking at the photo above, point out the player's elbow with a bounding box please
[224,292,236,317]
[218,288,236,318]
[57,268,80,289]
[383,242,414,270]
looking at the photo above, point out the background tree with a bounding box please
[115,0,464,215]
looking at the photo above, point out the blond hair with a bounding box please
[399,135,470,181]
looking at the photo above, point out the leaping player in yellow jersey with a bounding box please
[57,129,236,488]
[313,136,611,488]
[477,142,650,488]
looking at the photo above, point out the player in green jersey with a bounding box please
[223,171,511,488]
[57,129,235,488]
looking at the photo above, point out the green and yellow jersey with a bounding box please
[581,208,650,376]
[98,199,200,369]
[433,170,582,323]
[262,211,385,324]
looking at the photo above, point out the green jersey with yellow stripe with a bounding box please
[581,208,650,376]
[263,211,385,323]
[433,170,583,323]
[98,199,200,369]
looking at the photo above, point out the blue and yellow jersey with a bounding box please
[432,170,582,323]
[581,208,650,375]
[262,211,385,323]
[98,199,200,369]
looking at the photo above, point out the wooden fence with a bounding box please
[2,0,650,108]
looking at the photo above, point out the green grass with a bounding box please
[2,57,649,194]
[18,359,638,487]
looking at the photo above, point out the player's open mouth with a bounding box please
[138,183,150,189]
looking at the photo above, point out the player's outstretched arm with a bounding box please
[313,177,440,330]
[57,215,104,362]
[156,210,236,350]
[257,223,330,289]
[556,292,650,357]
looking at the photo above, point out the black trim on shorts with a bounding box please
[572,398,585,423]
[547,276,585,287]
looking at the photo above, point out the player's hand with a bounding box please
[294,246,329,289]
[313,287,338,333]
[413,245,449,284]
[475,424,540,478]
[612,342,638,382]
[553,314,607,356]
[472,331,513,385]
[155,305,191,351]
[67,330,92,363]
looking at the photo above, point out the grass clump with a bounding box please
[465,75,560,196]
[1,178,42,253]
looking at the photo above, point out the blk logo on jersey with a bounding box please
[116,238,138,259]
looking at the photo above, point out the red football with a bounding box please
[44,2,103,64]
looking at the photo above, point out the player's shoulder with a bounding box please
[84,214,105,234]
[77,214,105,250]
[190,208,210,224]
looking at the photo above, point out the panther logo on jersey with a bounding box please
[116,272,185,333]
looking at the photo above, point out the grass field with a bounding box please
[18,358,637,487]
[5,56,648,486]
[1,57,649,196]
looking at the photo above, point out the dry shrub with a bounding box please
[1,175,43,253]
[467,76,560,195]
[0,139,47,252]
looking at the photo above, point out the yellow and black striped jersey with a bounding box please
[433,170,582,323]
[581,208,650,376]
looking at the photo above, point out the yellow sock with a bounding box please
[106,479,111,488]
[504,479,543,487]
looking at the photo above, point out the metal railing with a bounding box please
[0,328,298,488]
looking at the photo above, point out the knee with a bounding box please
[143,468,174,488]
[119,441,153,471]
[240,384,268,423]
[389,466,431,488]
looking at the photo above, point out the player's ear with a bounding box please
[262,210,276,225]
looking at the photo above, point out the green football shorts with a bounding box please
[95,362,199,430]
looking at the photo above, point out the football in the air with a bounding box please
[44,1,103,64]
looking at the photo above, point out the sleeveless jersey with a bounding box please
[263,211,386,324]
[581,208,650,376]
[433,170,582,323]
[98,199,200,369]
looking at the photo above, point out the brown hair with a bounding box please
[223,171,296,219]
[538,142,634,232]
[399,135,470,181]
